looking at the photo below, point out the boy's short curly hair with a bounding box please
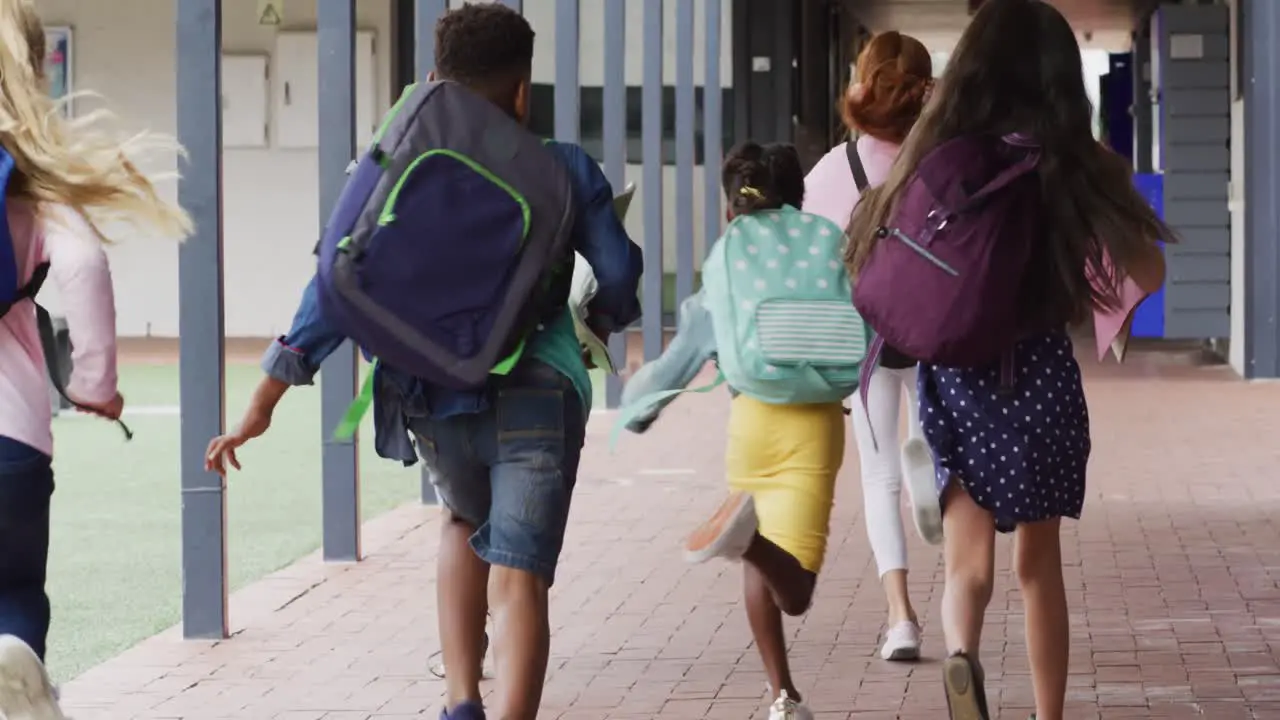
[435,3,535,94]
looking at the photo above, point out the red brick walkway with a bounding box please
[60,347,1280,719]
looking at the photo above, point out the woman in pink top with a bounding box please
[801,31,939,663]
[0,1,190,716]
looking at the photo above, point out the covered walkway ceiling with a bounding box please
[850,0,1156,48]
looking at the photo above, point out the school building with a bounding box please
[31,0,1280,637]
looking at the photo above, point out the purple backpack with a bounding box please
[852,134,1042,380]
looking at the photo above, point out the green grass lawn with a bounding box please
[44,362,605,682]
[44,362,419,681]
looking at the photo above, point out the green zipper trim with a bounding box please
[333,360,377,441]
[377,149,531,239]
[490,338,527,377]
[372,83,418,145]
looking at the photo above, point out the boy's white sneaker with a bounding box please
[901,437,944,545]
[683,491,757,564]
[767,690,814,720]
[0,635,66,720]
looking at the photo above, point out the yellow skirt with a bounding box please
[725,394,845,573]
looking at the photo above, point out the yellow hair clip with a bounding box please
[739,186,764,199]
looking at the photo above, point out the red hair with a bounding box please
[841,32,933,144]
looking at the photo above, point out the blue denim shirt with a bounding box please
[262,142,643,464]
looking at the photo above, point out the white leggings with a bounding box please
[849,365,923,577]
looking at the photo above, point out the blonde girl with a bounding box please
[0,1,190,716]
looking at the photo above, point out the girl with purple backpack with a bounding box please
[845,1,1169,719]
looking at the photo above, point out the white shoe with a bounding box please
[0,635,66,720]
[901,438,944,545]
[683,491,757,564]
[879,620,922,661]
[767,690,814,720]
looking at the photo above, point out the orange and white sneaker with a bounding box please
[683,491,758,564]
[0,635,66,720]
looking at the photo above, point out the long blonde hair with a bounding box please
[0,0,191,242]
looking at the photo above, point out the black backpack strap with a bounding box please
[24,262,133,440]
[846,140,870,193]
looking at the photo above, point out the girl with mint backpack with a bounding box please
[618,142,868,720]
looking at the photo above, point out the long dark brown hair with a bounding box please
[844,0,1172,326]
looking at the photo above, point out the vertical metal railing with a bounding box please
[705,0,724,260]
[674,0,697,317]
[176,0,228,639]
[317,0,362,562]
[555,0,581,145]
[603,0,628,402]
[641,1,665,361]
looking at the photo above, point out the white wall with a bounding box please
[37,0,734,338]
[36,0,397,338]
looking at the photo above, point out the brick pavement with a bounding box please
[60,345,1280,719]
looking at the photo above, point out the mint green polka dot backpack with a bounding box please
[702,205,869,404]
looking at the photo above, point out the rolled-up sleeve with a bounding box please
[261,275,347,385]
[553,143,644,334]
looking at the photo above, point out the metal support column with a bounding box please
[641,0,665,360]
[704,0,723,259]
[1245,0,1280,377]
[674,0,696,312]
[603,0,628,402]
[317,0,362,561]
[412,1,448,503]
[176,0,228,640]
[554,0,580,143]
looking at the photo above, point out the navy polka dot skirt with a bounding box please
[918,331,1090,532]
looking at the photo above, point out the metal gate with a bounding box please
[174,0,730,639]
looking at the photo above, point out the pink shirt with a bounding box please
[801,135,901,228]
[0,202,118,456]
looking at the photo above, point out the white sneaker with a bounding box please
[767,690,814,720]
[0,635,66,720]
[683,491,757,564]
[879,620,922,661]
[901,438,944,545]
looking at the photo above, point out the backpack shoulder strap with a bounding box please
[846,140,870,193]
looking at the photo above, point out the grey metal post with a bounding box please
[704,0,723,259]
[498,0,523,12]
[674,0,696,313]
[641,0,665,360]
[415,0,448,80]
[176,0,228,640]
[317,0,362,561]
[603,0,628,404]
[1245,0,1280,377]
[413,0,448,502]
[554,0,580,143]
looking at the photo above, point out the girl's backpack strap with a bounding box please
[846,141,870,193]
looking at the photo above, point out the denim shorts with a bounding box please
[411,360,586,585]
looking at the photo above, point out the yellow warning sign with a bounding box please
[258,0,283,26]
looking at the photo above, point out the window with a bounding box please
[527,85,736,165]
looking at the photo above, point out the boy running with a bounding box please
[205,6,642,720]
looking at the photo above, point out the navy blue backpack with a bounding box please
[316,81,576,405]
[0,148,131,439]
